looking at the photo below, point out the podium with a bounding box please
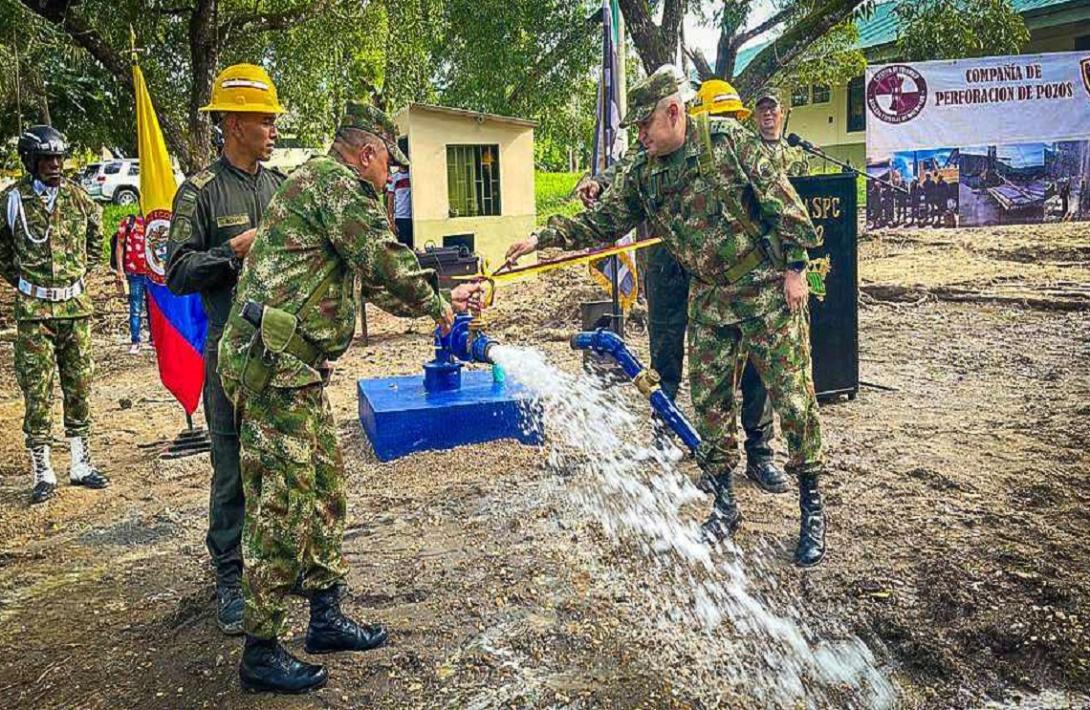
[789,174,860,400]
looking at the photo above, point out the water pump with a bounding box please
[570,329,702,453]
[424,312,498,392]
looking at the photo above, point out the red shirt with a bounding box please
[116,215,148,276]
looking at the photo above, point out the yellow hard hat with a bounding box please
[200,64,285,114]
[689,79,751,121]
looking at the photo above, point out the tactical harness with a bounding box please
[236,260,343,395]
[691,113,787,282]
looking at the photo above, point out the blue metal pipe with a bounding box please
[570,329,702,454]
[425,313,497,392]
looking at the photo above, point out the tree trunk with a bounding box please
[186,0,218,172]
[734,0,862,97]
[616,0,686,74]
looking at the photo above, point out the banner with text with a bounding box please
[865,51,1090,229]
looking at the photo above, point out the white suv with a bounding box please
[80,159,185,205]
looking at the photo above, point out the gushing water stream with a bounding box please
[487,344,897,708]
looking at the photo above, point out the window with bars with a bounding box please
[447,144,502,218]
[791,86,810,107]
[811,84,831,104]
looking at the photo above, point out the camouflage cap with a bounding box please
[621,65,684,127]
[339,100,409,166]
[754,87,786,109]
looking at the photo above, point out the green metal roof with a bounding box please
[733,0,1086,74]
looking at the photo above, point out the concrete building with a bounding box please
[392,103,537,270]
[736,0,1090,168]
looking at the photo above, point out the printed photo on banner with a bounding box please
[865,50,1090,230]
[865,148,959,230]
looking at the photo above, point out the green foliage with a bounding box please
[535,170,583,225]
[896,0,1029,62]
[100,203,137,261]
[771,22,867,96]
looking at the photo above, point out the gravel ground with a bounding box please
[0,223,1087,708]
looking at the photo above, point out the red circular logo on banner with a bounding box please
[867,65,928,124]
[143,208,173,285]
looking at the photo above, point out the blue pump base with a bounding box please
[358,370,542,462]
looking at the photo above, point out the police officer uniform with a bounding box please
[164,64,286,633]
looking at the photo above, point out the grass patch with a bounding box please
[101,204,138,261]
[536,171,584,226]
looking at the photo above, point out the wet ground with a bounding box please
[0,223,1088,708]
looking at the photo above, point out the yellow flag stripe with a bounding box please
[133,64,178,214]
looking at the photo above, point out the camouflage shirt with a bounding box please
[761,138,811,178]
[536,116,821,326]
[0,175,103,321]
[165,156,285,327]
[218,153,447,389]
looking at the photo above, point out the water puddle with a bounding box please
[486,344,897,708]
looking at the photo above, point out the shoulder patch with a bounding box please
[170,216,194,243]
[176,188,198,219]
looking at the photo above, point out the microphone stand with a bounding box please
[787,133,910,195]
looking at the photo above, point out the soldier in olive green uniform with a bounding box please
[1,126,109,504]
[509,67,828,567]
[165,64,287,635]
[754,88,811,177]
[218,101,482,695]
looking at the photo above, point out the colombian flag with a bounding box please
[134,60,208,415]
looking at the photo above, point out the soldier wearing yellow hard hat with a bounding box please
[165,63,288,637]
[689,78,751,120]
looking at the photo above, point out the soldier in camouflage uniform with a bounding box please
[166,64,287,635]
[754,88,811,178]
[218,101,483,694]
[577,76,788,495]
[0,125,109,504]
[508,66,827,567]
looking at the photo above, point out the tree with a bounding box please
[616,0,877,98]
[431,0,602,170]
[7,0,375,171]
[895,0,1029,62]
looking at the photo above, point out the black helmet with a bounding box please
[18,125,68,175]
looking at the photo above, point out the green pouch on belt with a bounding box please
[260,306,298,354]
[241,327,276,395]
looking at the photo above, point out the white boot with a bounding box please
[68,436,110,489]
[29,445,57,504]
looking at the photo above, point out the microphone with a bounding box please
[785,132,909,195]
[786,133,813,152]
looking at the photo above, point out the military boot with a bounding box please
[68,436,109,489]
[216,580,244,635]
[795,473,826,567]
[700,472,742,542]
[304,586,388,654]
[239,635,327,694]
[745,458,790,494]
[29,445,57,505]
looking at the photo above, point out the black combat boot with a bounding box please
[239,635,327,694]
[216,580,244,635]
[795,473,826,567]
[745,458,789,494]
[700,472,743,542]
[304,586,388,654]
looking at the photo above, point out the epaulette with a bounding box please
[189,164,221,190]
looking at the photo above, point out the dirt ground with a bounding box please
[0,222,1088,709]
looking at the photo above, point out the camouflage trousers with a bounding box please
[14,317,93,449]
[225,379,349,640]
[689,306,823,475]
